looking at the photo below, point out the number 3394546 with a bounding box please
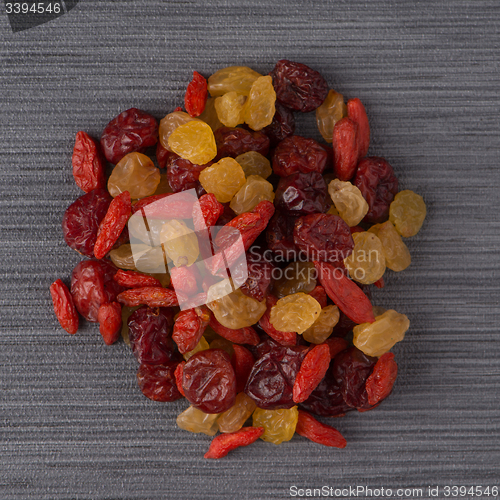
[5,3,62,14]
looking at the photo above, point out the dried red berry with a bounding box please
[137,362,182,402]
[97,302,122,345]
[156,142,172,169]
[347,98,370,158]
[374,277,385,289]
[332,117,359,181]
[170,265,202,296]
[117,287,181,308]
[174,361,186,397]
[172,307,210,354]
[296,410,347,448]
[209,316,260,346]
[113,269,162,289]
[293,344,331,403]
[366,352,398,406]
[266,211,300,260]
[231,344,255,393]
[263,102,295,146]
[100,108,158,165]
[204,426,264,459]
[214,126,270,159]
[72,131,106,193]
[192,193,224,231]
[270,59,328,112]
[166,154,210,193]
[324,337,348,359]
[50,279,79,334]
[185,71,208,117]
[239,253,275,302]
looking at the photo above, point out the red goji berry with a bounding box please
[131,192,195,219]
[347,97,370,158]
[192,193,224,231]
[258,295,297,346]
[332,117,359,181]
[209,316,260,346]
[296,409,347,448]
[314,261,375,324]
[174,362,186,397]
[204,426,264,459]
[172,307,210,354]
[185,71,208,117]
[72,131,106,193]
[324,337,349,359]
[49,279,79,334]
[231,344,255,393]
[94,191,131,259]
[113,269,162,289]
[365,352,398,406]
[116,287,181,308]
[293,344,331,403]
[374,277,385,289]
[170,265,202,296]
[97,302,122,345]
[308,285,327,308]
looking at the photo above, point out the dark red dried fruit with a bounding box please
[324,337,348,359]
[182,349,236,414]
[308,285,327,308]
[293,344,331,403]
[270,59,328,113]
[71,259,124,323]
[333,346,377,408]
[113,269,162,289]
[272,135,328,177]
[127,306,176,365]
[174,361,186,397]
[214,126,270,159]
[245,344,307,410]
[192,193,224,231]
[166,154,210,193]
[49,279,79,334]
[294,213,354,262]
[72,131,106,193]
[374,277,385,289]
[156,141,172,169]
[172,307,210,354]
[117,287,181,308]
[170,265,202,296]
[239,252,275,302]
[209,316,260,346]
[137,362,182,402]
[62,188,112,257]
[296,410,347,448]
[185,71,208,117]
[204,426,264,459]
[94,190,131,259]
[347,98,370,158]
[100,108,158,165]
[97,301,122,345]
[263,102,295,146]
[354,157,399,223]
[365,352,398,406]
[275,172,329,216]
[266,211,300,260]
[332,117,359,181]
[258,295,297,347]
[231,344,255,393]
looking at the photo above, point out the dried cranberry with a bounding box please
[166,153,210,193]
[70,259,124,322]
[293,213,354,262]
[239,251,275,302]
[266,210,300,260]
[333,346,377,408]
[62,188,112,257]
[182,349,236,414]
[244,345,307,410]
[275,172,329,216]
[331,310,356,338]
[127,306,176,365]
[137,362,182,402]
[100,108,158,165]
[263,102,295,146]
[156,142,173,169]
[185,71,208,117]
[272,135,328,177]
[72,131,106,193]
[214,126,270,159]
[269,60,328,113]
[354,157,399,223]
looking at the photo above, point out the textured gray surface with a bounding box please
[1,1,499,499]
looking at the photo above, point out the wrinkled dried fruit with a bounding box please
[366,352,398,406]
[229,175,275,215]
[172,307,210,354]
[137,362,182,402]
[204,426,264,459]
[296,409,347,448]
[156,142,172,169]
[198,97,224,132]
[347,98,370,158]
[214,126,270,159]
[160,219,199,267]
[176,406,219,436]
[209,315,260,346]
[159,111,202,151]
[193,193,224,231]
[113,269,162,288]
[270,292,321,334]
[308,285,328,308]
[302,305,340,344]
[258,295,297,347]
[293,344,331,403]
[217,392,257,434]
[263,102,295,146]
[97,301,122,345]
[231,345,256,393]
[332,117,359,181]
[72,131,106,192]
[252,406,299,444]
[208,66,262,97]
[215,91,247,128]
[166,154,210,193]
[199,157,246,203]
[169,265,201,296]
[243,75,276,131]
[266,211,300,260]
[50,279,79,334]
[344,231,386,285]
[183,336,210,361]
[315,90,346,143]
[239,253,275,302]
[235,150,272,179]
[328,179,369,227]
[168,121,217,165]
[117,287,180,308]
[368,221,411,272]
[273,261,317,298]
[185,71,208,117]
[389,190,427,237]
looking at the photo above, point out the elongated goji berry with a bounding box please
[308,285,327,308]
[72,131,106,193]
[50,279,79,334]
[296,410,346,448]
[204,426,264,459]
[174,361,186,397]
[231,344,256,393]
[192,193,224,231]
[293,344,331,403]
[131,192,195,219]
[170,265,202,296]
[117,287,181,307]
[365,352,398,406]
[113,269,162,288]
[97,301,122,345]
[314,261,375,324]
[94,191,131,259]
[258,295,297,346]
[185,71,208,117]
[209,316,260,346]
[172,307,210,354]
[347,97,370,158]
[332,117,359,181]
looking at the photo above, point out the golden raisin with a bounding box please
[369,221,411,272]
[316,90,347,143]
[109,243,137,270]
[198,97,224,132]
[229,175,275,215]
[269,292,321,334]
[208,66,262,97]
[159,110,201,150]
[160,220,199,267]
[328,179,369,227]
[344,231,386,285]
[199,157,246,203]
[302,305,340,344]
[235,151,272,179]
[215,91,247,128]
[252,406,298,445]
[272,262,317,298]
[389,190,427,237]
[176,406,219,436]
[218,393,257,434]
[167,121,217,165]
[243,75,276,131]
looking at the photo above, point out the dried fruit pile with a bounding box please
[50,60,426,459]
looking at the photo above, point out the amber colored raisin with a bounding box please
[214,126,270,159]
[204,426,264,459]
[270,59,328,112]
[72,131,106,193]
[368,221,411,272]
[50,279,79,334]
[229,175,275,215]
[217,392,257,433]
[101,108,158,165]
[182,349,237,414]
[235,151,272,179]
[62,188,112,257]
[258,295,297,347]
[296,409,347,448]
[243,75,276,131]
[252,406,298,444]
[315,90,346,143]
[273,261,317,299]
[302,305,340,344]
[168,121,217,165]
[293,344,331,403]
[208,66,262,97]
[328,179,369,227]
[389,190,427,237]
[263,102,295,146]
[97,302,122,345]
[198,157,246,203]
[269,292,321,334]
[137,362,182,402]
[185,71,208,117]
[198,97,224,132]
[332,117,359,181]
[159,111,202,151]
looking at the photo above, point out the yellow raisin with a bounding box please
[131,243,169,274]
[235,151,272,179]
[327,204,340,216]
[344,231,386,285]
[109,243,137,270]
[160,220,199,267]
[167,121,217,165]
[316,89,347,143]
[208,66,262,97]
[243,75,276,131]
[229,175,275,215]
[389,190,427,237]
[368,221,411,272]
[183,336,210,361]
[328,179,369,226]
[272,261,317,298]
[198,97,224,132]
[176,406,219,436]
[108,152,160,199]
[218,393,257,434]
[302,305,340,344]
[353,309,410,357]
[198,157,246,203]
[214,91,247,127]
[269,292,321,334]
[252,406,298,445]
[159,110,201,150]
[153,173,173,195]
